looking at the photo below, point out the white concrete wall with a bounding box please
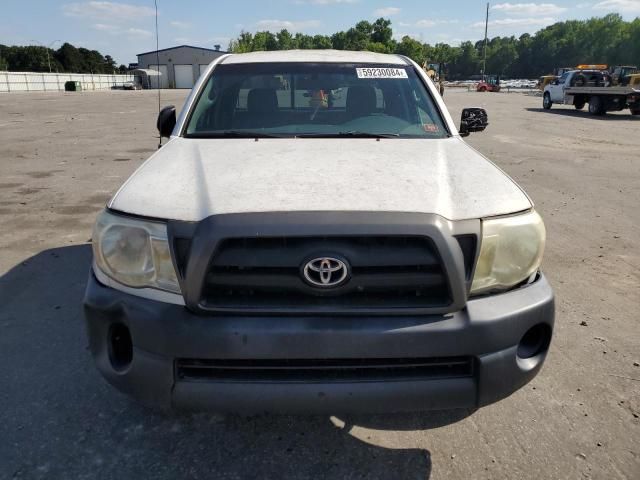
[0,72,134,92]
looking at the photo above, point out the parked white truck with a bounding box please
[543,69,640,116]
[84,50,554,413]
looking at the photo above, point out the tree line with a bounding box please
[229,14,640,79]
[2,14,637,78]
[0,42,127,74]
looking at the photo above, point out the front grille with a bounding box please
[176,357,474,383]
[199,236,451,312]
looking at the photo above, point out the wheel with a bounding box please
[543,92,552,109]
[631,108,640,116]
[574,101,585,110]
[588,96,606,116]
[478,86,487,92]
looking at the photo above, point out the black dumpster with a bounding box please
[64,81,82,92]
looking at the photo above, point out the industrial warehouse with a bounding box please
[136,44,227,89]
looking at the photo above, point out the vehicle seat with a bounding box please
[247,88,278,114]
[235,88,279,128]
[346,86,377,119]
[383,89,404,119]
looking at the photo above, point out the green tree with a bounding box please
[431,43,459,65]
[55,42,83,71]
[366,41,390,53]
[251,31,278,51]
[276,29,295,50]
[225,16,640,79]
[371,18,393,45]
[452,41,480,78]
[78,48,106,73]
[394,36,425,64]
[229,31,254,53]
[511,33,533,77]
[343,27,369,50]
[628,18,640,68]
[312,35,333,49]
[103,55,117,73]
[330,31,348,50]
[24,46,60,71]
[355,20,373,37]
[485,37,518,75]
[1,42,126,73]
[294,33,315,49]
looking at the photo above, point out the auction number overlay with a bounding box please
[356,68,408,79]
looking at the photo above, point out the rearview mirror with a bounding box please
[157,105,176,138]
[459,107,488,137]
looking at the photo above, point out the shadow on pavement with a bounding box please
[0,245,473,479]
[525,107,638,120]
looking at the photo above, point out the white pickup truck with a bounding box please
[543,69,640,116]
[84,50,554,414]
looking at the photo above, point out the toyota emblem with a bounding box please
[302,257,349,288]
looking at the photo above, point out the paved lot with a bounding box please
[0,89,638,479]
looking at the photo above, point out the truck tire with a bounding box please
[574,101,585,110]
[588,96,606,116]
[631,108,640,116]
[543,93,552,109]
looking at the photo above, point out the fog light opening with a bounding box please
[517,323,551,360]
[108,323,133,372]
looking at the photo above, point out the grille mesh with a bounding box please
[200,236,451,312]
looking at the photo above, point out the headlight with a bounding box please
[92,210,181,294]
[471,210,546,295]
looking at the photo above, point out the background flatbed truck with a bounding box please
[543,70,640,116]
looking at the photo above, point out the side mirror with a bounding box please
[157,105,176,138]
[459,107,488,137]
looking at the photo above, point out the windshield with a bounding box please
[184,62,448,138]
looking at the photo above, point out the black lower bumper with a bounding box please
[83,273,554,413]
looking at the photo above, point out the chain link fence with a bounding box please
[0,71,134,92]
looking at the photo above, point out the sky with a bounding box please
[1,0,639,64]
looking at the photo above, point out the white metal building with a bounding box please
[136,45,227,89]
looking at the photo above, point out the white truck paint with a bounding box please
[109,136,531,222]
[111,50,531,222]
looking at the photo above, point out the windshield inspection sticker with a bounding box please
[356,68,408,79]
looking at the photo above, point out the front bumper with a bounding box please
[83,272,554,414]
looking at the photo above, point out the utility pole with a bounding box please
[30,39,61,73]
[482,2,489,81]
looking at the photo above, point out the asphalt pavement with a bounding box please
[0,88,638,479]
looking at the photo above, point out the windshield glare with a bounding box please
[185,62,448,138]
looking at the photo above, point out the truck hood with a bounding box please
[109,137,531,221]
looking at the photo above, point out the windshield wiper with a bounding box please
[296,131,400,139]
[185,130,286,139]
